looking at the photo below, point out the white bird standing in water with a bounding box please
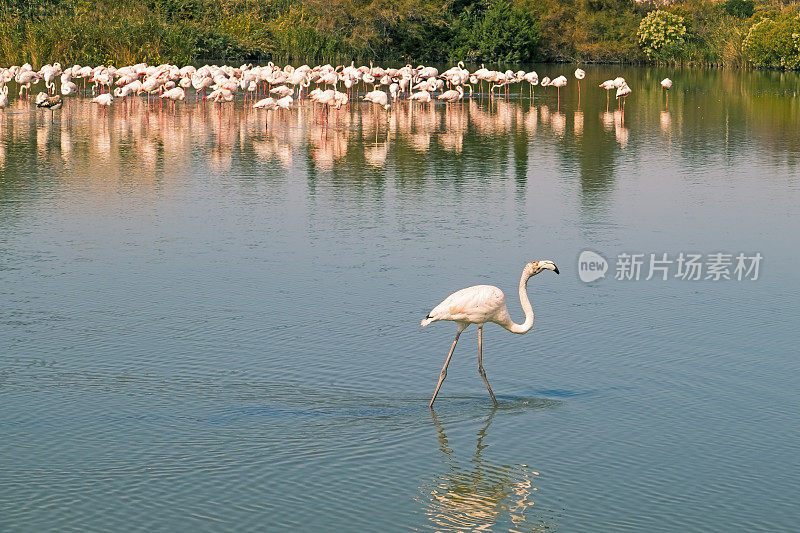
[661,78,673,106]
[421,260,559,407]
[574,68,585,100]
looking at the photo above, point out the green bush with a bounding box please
[742,14,800,69]
[452,0,539,63]
[637,9,688,61]
[724,0,754,19]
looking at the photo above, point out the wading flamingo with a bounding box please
[574,68,585,103]
[661,78,673,107]
[422,260,559,407]
[599,79,616,109]
[616,82,631,111]
[550,76,567,108]
[35,93,62,122]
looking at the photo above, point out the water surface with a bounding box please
[1,65,799,531]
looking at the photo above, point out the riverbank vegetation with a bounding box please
[1,0,800,69]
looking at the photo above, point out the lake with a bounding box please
[1,65,799,531]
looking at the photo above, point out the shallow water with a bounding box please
[1,65,799,531]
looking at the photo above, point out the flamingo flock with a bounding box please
[0,61,674,126]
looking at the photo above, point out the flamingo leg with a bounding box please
[477,326,498,405]
[429,327,464,408]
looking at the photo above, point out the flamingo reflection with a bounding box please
[417,409,557,531]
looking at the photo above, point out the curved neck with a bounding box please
[506,271,534,334]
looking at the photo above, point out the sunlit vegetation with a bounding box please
[1,0,800,68]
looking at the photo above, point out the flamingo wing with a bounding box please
[422,285,507,326]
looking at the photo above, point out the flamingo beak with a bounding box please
[553,265,560,275]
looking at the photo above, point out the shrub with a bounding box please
[724,0,754,19]
[742,14,800,69]
[637,10,688,61]
[452,0,539,63]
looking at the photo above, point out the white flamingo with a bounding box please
[574,68,585,100]
[550,75,567,107]
[92,93,113,106]
[160,87,186,101]
[409,89,431,103]
[364,89,390,110]
[437,85,464,103]
[253,96,277,109]
[598,79,617,109]
[616,82,631,111]
[61,81,78,97]
[422,260,559,407]
[661,78,673,106]
[524,71,539,98]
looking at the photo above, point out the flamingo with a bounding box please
[661,78,673,107]
[409,89,432,103]
[422,260,559,407]
[599,79,616,109]
[276,94,293,118]
[270,85,293,98]
[574,68,585,102]
[437,85,464,103]
[364,89,390,110]
[550,75,567,108]
[16,69,39,98]
[160,87,186,101]
[61,80,78,97]
[92,93,114,115]
[253,96,277,109]
[35,93,62,122]
[0,86,9,109]
[524,71,538,99]
[616,82,631,111]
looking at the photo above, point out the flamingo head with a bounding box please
[525,260,560,277]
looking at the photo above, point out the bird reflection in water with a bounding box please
[418,409,557,532]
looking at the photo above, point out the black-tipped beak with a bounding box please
[553,265,560,275]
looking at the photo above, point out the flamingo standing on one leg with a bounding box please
[599,79,615,111]
[574,68,585,105]
[422,260,560,407]
[661,78,673,108]
[550,76,567,109]
[616,82,631,113]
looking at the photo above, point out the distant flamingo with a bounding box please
[422,260,559,407]
[599,79,616,110]
[364,89,391,110]
[92,93,113,117]
[574,68,585,103]
[616,82,631,112]
[661,78,673,107]
[550,75,567,108]
[409,89,431,103]
[36,93,62,122]
[524,71,539,99]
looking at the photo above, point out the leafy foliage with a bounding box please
[742,12,800,69]
[637,10,688,61]
[452,0,539,63]
[0,0,800,70]
[725,0,755,19]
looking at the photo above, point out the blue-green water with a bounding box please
[1,66,799,531]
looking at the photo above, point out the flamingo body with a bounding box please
[422,260,559,407]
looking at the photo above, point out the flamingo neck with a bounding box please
[506,271,535,334]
